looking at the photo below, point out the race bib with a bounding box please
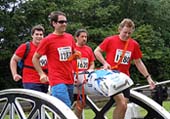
[77,58,88,69]
[58,46,72,61]
[39,55,47,66]
[114,49,131,65]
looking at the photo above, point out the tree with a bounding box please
[1,0,170,89]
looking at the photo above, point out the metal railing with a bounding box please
[0,89,78,119]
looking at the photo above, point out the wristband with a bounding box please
[145,74,150,79]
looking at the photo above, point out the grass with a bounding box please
[84,107,114,119]
[84,101,170,119]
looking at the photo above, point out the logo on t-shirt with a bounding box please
[39,55,47,66]
[58,46,72,61]
[114,49,131,65]
[77,58,88,69]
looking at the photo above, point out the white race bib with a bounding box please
[39,55,47,66]
[114,49,131,65]
[77,58,89,69]
[58,46,72,61]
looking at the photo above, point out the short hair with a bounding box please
[48,11,66,26]
[31,25,45,35]
[119,18,135,31]
[74,29,88,37]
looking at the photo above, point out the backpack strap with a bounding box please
[22,42,48,73]
[22,42,30,61]
[22,42,34,69]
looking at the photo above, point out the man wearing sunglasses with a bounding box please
[32,11,78,109]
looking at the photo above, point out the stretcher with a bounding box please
[74,69,134,97]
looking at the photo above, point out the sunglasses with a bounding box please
[57,20,67,24]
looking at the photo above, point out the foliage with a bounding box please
[1,0,170,89]
[132,24,164,60]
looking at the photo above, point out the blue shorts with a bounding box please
[51,84,74,108]
[23,83,49,93]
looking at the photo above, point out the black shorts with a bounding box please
[122,88,130,99]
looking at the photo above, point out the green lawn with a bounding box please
[84,107,114,119]
[84,101,170,119]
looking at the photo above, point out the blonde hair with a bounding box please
[119,18,135,31]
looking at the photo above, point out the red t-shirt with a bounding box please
[72,45,95,71]
[99,35,142,76]
[36,33,76,86]
[15,41,48,83]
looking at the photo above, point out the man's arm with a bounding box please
[10,54,22,81]
[89,61,95,69]
[134,58,155,89]
[94,46,110,69]
[32,52,48,83]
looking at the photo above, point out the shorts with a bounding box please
[122,88,130,99]
[23,83,49,93]
[51,84,74,108]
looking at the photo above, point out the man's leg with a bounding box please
[72,94,85,119]
[51,84,72,108]
[67,84,74,103]
[113,93,127,119]
[74,98,85,119]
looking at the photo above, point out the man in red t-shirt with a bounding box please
[10,25,49,93]
[94,18,155,119]
[72,29,95,119]
[32,11,80,108]
[72,29,95,72]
